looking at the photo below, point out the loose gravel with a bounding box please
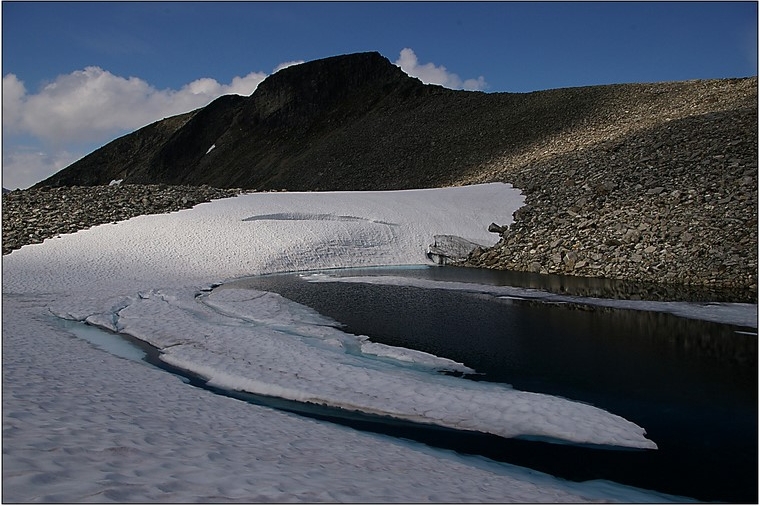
[456,78,757,300]
[2,184,240,255]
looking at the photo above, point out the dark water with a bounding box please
[226,266,758,503]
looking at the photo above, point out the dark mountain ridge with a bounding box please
[36,52,435,189]
[34,51,634,191]
[34,51,756,194]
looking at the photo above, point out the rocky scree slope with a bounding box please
[457,77,757,297]
[13,52,759,295]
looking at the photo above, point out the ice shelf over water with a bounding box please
[3,184,698,502]
[83,285,656,449]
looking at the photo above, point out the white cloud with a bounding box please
[395,48,487,91]
[2,67,268,188]
[2,74,26,128]
[463,76,488,90]
[227,71,272,95]
[272,60,305,73]
[2,146,83,191]
[3,67,268,146]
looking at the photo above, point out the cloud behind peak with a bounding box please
[395,48,487,91]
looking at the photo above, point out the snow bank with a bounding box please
[4,183,684,502]
[3,184,521,294]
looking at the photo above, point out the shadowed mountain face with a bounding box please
[33,51,613,191]
[36,52,426,189]
[35,51,755,195]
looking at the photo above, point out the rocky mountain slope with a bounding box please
[14,51,759,295]
[458,78,757,297]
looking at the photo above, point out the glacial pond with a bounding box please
[221,265,757,503]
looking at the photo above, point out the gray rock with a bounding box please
[427,235,487,265]
[488,223,506,234]
[460,76,757,297]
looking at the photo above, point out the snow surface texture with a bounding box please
[3,185,521,294]
[4,184,689,502]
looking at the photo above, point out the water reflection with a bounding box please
[226,266,757,503]
[364,264,757,303]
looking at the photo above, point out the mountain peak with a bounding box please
[246,51,423,126]
[260,51,413,94]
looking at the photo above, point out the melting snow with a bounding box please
[90,285,656,449]
[3,183,696,502]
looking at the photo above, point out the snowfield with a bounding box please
[3,183,706,502]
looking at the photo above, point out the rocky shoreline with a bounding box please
[3,179,756,302]
[455,78,757,301]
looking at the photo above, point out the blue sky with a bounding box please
[3,1,757,189]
